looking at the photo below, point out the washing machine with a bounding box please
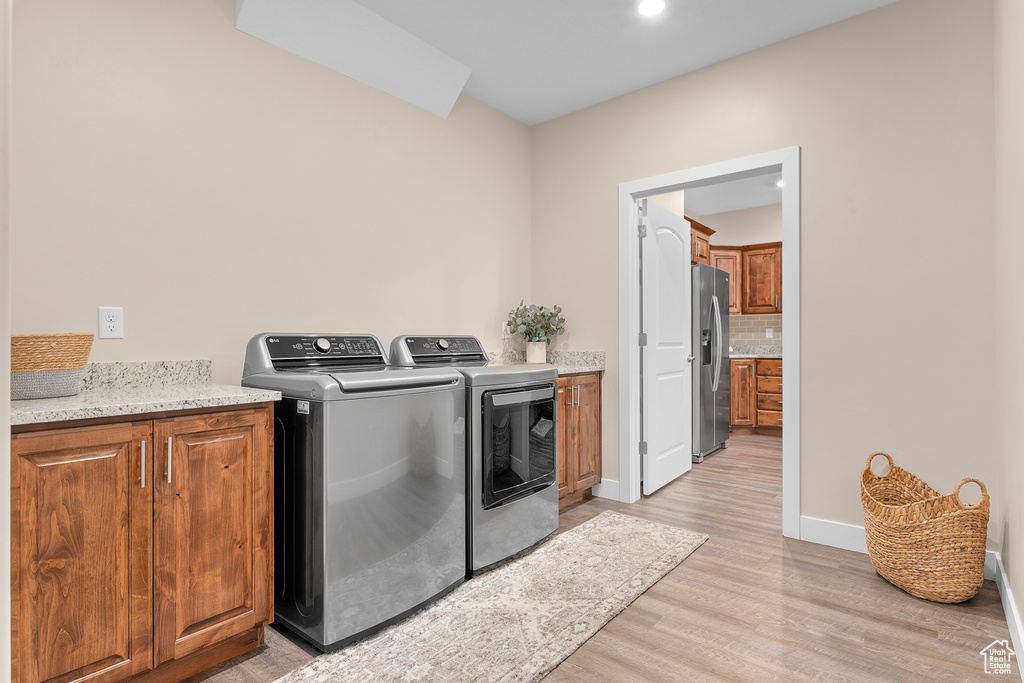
[389,336,559,575]
[242,333,466,651]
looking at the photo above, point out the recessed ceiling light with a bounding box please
[638,0,666,17]
[776,180,785,188]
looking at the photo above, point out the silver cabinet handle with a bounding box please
[166,436,173,484]
[575,385,580,407]
[140,440,146,489]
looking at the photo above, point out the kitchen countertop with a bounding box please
[488,350,605,375]
[729,345,782,359]
[11,360,280,426]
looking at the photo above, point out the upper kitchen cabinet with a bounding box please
[686,216,715,266]
[742,242,782,314]
[709,247,742,315]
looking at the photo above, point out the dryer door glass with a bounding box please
[481,385,557,510]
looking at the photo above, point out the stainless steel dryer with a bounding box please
[389,336,558,575]
[241,333,466,652]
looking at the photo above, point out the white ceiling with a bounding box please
[684,170,783,216]
[349,0,901,124]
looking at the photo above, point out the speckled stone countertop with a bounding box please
[729,345,783,359]
[11,360,280,426]
[488,350,605,374]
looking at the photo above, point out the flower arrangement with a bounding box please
[506,301,566,343]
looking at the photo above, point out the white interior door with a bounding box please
[641,200,693,495]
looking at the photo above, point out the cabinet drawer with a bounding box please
[757,409,783,427]
[756,358,782,377]
[757,393,783,411]
[756,376,782,394]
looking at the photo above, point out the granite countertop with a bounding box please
[11,360,280,426]
[488,350,605,375]
[729,345,782,359]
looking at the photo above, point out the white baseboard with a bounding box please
[990,551,1024,682]
[799,516,868,554]
[591,478,619,501]
[800,515,1022,680]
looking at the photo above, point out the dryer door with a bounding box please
[481,384,557,510]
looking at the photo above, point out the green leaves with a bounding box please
[506,301,566,342]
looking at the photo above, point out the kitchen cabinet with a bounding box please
[729,358,782,434]
[686,216,715,266]
[755,359,783,431]
[557,372,602,510]
[710,247,742,315]
[729,359,756,428]
[742,242,782,314]
[11,406,274,683]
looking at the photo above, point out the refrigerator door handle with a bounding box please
[711,295,723,392]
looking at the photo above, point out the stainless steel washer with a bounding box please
[390,336,558,575]
[242,333,466,652]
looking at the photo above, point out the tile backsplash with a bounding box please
[729,314,782,349]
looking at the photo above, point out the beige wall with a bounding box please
[531,0,999,538]
[705,203,781,246]
[10,0,533,385]
[649,190,685,218]
[994,0,1024,642]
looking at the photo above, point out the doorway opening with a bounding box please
[616,147,801,538]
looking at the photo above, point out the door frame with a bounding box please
[617,146,801,539]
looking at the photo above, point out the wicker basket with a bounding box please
[861,452,989,603]
[11,333,94,400]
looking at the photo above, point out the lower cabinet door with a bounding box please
[557,377,572,499]
[573,373,602,491]
[11,422,153,683]
[152,408,272,665]
[729,360,756,428]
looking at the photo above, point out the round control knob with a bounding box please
[313,338,331,353]
[436,338,450,351]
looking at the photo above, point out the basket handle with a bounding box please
[952,478,989,508]
[865,452,893,477]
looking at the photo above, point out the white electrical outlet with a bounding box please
[766,328,774,339]
[98,306,124,339]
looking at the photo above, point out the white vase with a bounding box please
[526,341,547,364]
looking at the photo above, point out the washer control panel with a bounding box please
[390,335,487,366]
[405,336,481,356]
[265,335,384,362]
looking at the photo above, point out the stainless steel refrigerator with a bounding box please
[692,263,730,462]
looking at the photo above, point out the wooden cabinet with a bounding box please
[557,372,602,509]
[729,359,756,428]
[686,216,715,266]
[755,359,783,431]
[556,378,571,499]
[11,406,274,683]
[729,358,783,434]
[742,242,782,314]
[11,422,153,683]
[710,247,742,315]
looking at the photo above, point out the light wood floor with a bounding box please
[190,435,1015,682]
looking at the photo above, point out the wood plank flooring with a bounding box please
[189,435,1015,682]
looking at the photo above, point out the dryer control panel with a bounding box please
[265,334,386,368]
[390,335,487,366]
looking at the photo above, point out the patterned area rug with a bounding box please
[274,510,708,683]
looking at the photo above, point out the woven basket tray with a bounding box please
[861,452,989,603]
[11,333,94,399]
